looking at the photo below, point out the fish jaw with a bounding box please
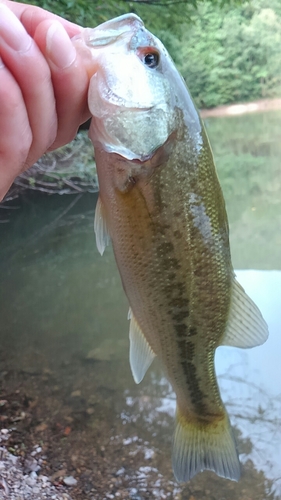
[75,14,202,161]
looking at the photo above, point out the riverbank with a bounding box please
[200,97,281,118]
[1,97,281,205]
[1,131,97,205]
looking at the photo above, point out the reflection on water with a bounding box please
[206,110,281,269]
[0,111,280,498]
[217,270,281,493]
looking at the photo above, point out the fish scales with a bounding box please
[96,119,231,416]
[74,13,269,483]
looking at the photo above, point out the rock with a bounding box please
[35,422,48,432]
[24,457,40,473]
[0,446,74,499]
[63,475,78,486]
[70,390,81,397]
[86,347,112,362]
[51,469,67,481]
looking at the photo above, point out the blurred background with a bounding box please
[25,0,281,107]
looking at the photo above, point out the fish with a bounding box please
[74,14,269,482]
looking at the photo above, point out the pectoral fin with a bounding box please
[221,278,269,348]
[94,196,110,255]
[128,308,156,384]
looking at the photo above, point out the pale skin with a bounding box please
[0,0,98,201]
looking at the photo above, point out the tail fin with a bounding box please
[172,407,241,482]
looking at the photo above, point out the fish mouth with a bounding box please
[79,14,145,49]
[78,14,173,159]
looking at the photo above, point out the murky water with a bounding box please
[0,111,280,499]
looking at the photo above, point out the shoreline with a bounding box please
[200,97,281,118]
[2,97,281,205]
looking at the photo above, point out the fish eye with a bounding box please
[143,51,159,68]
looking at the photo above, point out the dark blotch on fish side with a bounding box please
[157,242,174,254]
[168,296,187,309]
[176,334,208,414]
[186,340,195,357]
[172,310,189,323]
[151,221,171,236]
[173,230,183,239]
[168,272,176,281]
[180,359,208,413]
[174,323,188,338]
[162,258,181,270]
[189,326,197,337]
[163,281,185,296]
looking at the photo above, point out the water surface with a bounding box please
[0,110,280,499]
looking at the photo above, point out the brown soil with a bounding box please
[0,360,275,500]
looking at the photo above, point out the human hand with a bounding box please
[0,1,97,201]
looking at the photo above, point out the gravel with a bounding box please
[0,430,73,500]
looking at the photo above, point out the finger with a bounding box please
[0,4,57,167]
[0,62,32,200]
[34,20,97,150]
[1,0,81,37]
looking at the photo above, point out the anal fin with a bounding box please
[221,278,269,348]
[94,196,110,255]
[128,308,156,384]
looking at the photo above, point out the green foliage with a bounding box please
[178,0,281,107]
[27,0,132,26]
[21,0,281,106]
[20,0,199,30]
[19,0,242,35]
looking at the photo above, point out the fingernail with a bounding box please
[46,21,76,69]
[0,4,32,52]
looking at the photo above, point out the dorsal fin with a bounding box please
[94,196,110,255]
[128,308,156,384]
[221,278,269,348]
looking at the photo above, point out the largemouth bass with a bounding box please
[75,14,268,482]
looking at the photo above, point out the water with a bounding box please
[0,110,280,499]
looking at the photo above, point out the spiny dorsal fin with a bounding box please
[128,308,156,384]
[221,278,269,348]
[94,196,110,256]
[173,406,241,482]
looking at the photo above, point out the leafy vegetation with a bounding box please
[177,0,281,107]
[21,0,202,30]
[22,0,281,107]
